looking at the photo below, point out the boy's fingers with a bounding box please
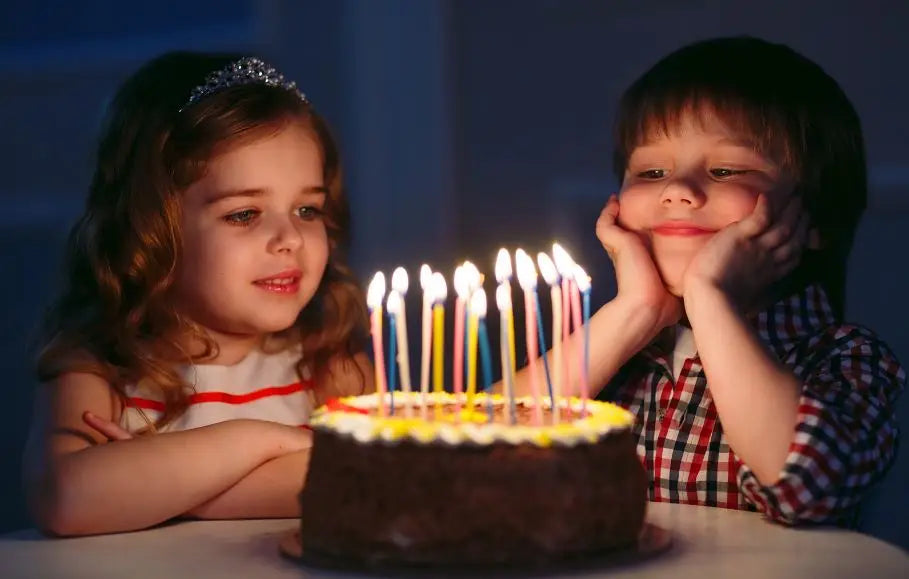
[83,411,133,441]
[738,194,771,237]
[757,197,805,250]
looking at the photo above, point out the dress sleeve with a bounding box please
[736,325,905,525]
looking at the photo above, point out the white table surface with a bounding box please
[1,501,906,579]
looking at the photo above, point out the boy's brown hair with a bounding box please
[613,36,866,317]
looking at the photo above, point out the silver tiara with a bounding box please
[179,56,308,112]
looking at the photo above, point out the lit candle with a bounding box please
[390,268,412,417]
[419,265,433,419]
[552,243,575,401]
[452,265,468,412]
[366,272,388,416]
[465,287,479,414]
[573,264,591,416]
[473,288,495,421]
[462,261,482,395]
[537,252,562,423]
[494,249,517,380]
[515,249,543,425]
[496,284,517,424]
[430,272,448,420]
[386,292,397,415]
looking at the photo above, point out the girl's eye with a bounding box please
[223,209,259,225]
[637,169,665,179]
[296,206,323,221]
[710,168,748,178]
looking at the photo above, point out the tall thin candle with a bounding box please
[418,265,433,419]
[452,265,468,411]
[465,290,479,414]
[386,297,397,415]
[515,249,543,425]
[366,272,387,416]
[391,269,412,415]
[473,288,495,421]
[574,264,591,417]
[496,284,517,424]
[537,252,562,423]
[495,249,517,378]
[430,272,447,420]
[552,244,574,400]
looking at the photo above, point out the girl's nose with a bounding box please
[266,217,304,254]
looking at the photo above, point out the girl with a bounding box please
[22,52,372,536]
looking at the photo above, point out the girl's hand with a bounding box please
[83,411,133,441]
[596,194,682,331]
[682,194,809,311]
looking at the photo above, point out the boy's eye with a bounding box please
[296,206,323,221]
[710,168,749,178]
[636,169,665,179]
[223,209,259,225]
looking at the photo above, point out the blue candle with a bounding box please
[532,290,554,405]
[478,317,495,421]
[387,308,397,415]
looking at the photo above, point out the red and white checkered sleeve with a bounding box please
[737,325,905,525]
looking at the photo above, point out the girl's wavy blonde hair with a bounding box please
[35,52,368,429]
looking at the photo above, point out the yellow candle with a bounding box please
[465,302,479,412]
[430,272,447,419]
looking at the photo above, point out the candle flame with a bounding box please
[392,266,409,294]
[386,289,403,314]
[515,249,537,291]
[366,272,386,310]
[471,287,488,317]
[430,272,448,302]
[552,243,575,279]
[462,261,482,293]
[537,252,559,286]
[573,264,591,293]
[453,265,470,298]
[495,248,513,283]
[495,284,512,311]
[419,264,433,290]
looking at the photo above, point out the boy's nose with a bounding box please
[659,179,705,208]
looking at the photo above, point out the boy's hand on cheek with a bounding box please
[597,195,682,330]
[682,194,809,311]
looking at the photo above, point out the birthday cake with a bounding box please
[298,392,647,567]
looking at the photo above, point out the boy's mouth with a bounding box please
[652,222,716,236]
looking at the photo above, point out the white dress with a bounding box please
[119,345,315,433]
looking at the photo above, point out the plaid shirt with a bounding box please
[602,284,905,525]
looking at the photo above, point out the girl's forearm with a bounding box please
[685,285,801,484]
[35,420,297,536]
[188,449,310,520]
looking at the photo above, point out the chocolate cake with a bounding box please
[299,392,647,567]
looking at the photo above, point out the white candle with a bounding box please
[552,243,576,401]
[496,284,516,424]
[418,264,433,419]
[495,248,517,380]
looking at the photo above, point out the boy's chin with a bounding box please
[654,259,688,297]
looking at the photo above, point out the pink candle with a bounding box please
[552,244,576,402]
[366,272,388,416]
[452,265,467,414]
[515,249,543,425]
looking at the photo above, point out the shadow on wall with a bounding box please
[0,224,69,532]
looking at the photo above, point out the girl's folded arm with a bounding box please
[23,371,308,536]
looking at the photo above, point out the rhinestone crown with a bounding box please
[179,56,308,112]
